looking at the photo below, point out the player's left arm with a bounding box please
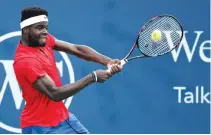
[54,39,121,67]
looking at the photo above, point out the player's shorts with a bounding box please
[22,113,89,134]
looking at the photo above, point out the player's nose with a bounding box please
[42,28,48,34]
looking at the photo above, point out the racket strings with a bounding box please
[143,17,177,53]
[152,19,181,54]
[138,17,169,55]
[142,19,180,55]
[138,16,182,56]
[141,17,171,55]
[141,18,180,55]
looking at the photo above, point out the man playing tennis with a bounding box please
[13,7,122,134]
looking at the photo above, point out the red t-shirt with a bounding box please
[13,34,69,128]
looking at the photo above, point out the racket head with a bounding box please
[136,14,184,57]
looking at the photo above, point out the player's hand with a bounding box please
[107,59,123,74]
[107,59,121,66]
[95,69,112,83]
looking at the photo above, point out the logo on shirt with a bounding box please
[0,31,75,133]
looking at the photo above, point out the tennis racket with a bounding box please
[107,14,183,71]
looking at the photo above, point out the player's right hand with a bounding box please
[95,69,112,83]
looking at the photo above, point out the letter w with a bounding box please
[164,31,203,62]
[0,60,23,109]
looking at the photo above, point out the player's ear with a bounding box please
[22,27,29,34]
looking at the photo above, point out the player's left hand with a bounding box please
[107,59,123,74]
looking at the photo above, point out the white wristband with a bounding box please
[93,71,98,82]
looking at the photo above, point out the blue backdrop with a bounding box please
[0,0,210,134]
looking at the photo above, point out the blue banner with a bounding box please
[0,0,210,134]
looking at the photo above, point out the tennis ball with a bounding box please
[151,30,162,41]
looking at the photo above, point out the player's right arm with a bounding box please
[33,70,111,102]
[14,58,112,102]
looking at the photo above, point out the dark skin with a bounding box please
[21,21,122,102]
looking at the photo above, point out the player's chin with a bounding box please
[39,38,47,46]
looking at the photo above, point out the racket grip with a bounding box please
[106,59,127,72]
[120,59,127,66]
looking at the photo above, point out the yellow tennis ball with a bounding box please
[151,30,162,41]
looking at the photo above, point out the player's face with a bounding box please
[28,21,48,47]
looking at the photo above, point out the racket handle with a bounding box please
[106,59,127,72]
[120,59,127,66]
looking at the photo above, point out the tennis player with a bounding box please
[13,7,122,134]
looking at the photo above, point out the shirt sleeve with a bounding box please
[22,58,46,84]
[47,33,56,49]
